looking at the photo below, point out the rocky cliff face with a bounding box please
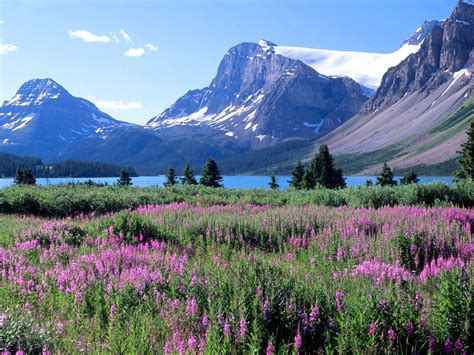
[147,41,368,148]
[365,0,474,112]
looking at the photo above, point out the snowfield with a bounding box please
[271,42,421,89]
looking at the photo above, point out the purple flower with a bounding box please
[294,330,302,350]
[266,340,276,355]
[368,322,377,336]
[238,318,247,340]
[185,297,198,317]
[223,321,231,338]
[164,341,172,354]
[387,328,396,342]
[336,289,344,312]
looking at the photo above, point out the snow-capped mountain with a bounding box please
[318,0,474,174]
[0,78,133,154]
[146,41,368,148]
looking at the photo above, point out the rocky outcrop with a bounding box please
[365,0,474,112]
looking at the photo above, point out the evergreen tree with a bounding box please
[268,173,279,190]
[117,169,132,186]
[164,167,177,186]
[181,162,197,185]
[376,163,397,186]
[302,169,316,189]
[200,158,223,188]
[365,179,374,186]
[289,161,305,189]
[400,171,419,185]
[14,169,36,185]
[304,145,345,189]
[455,121,474,180]
[14,169,24,185]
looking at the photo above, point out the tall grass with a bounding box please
[0,181,472,217]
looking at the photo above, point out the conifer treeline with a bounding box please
[0,152,136,178]
[165,157,223,188]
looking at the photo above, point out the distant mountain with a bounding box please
[146,41,368,149]
[0,78,133,156]
[316,0,474,175]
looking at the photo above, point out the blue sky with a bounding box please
[0,0,458,125]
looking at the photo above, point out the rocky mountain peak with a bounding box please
[364,1,474,112]
[4,78,68,107]
[403,20,444,46]
[147,40,368,148]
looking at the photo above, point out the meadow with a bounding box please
[0,184,473,353]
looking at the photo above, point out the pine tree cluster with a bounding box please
[289,145,346,189]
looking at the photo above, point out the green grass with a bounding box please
[0,181,472,217]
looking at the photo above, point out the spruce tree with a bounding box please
[302,169,316,189]
[200,158,223,188]
[365,179,373,186]
[455,121,474,180]
[269,173,279,190]
[181,162,197,185]
[14,169,36,185]
[24,170,36,185]
[164,167,177,186]
[304,145,345,189]
[117,169,132,186]
[289,161,305,189]
[400,171,419,185]
[376,163,397,186]
[14,169,24,185]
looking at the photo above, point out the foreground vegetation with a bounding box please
[0,201,472,353]
[0,181,472,218]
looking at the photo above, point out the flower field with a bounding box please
[0,201,473,353]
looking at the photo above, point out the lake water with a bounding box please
[0,175,455,189]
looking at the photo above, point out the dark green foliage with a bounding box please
[117,170,132,186]
[289,161,305,189]
[0,181,472,217]
[377,163,397,186]
[365,179,374,186]
[0,152,136,178]
[181,162,197,185]
[304,145,346,189]
[268,173,279,190]
[164,167,177,186]
[14,169,36,185]
[200,158,223,188]
[302,169,316,189]
[429,270,470,343]
[455,121,474,180]
[400,171,419,185]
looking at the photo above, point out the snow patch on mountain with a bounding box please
[272,43,421,89]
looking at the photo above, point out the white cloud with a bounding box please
[120,30,132,43]
[96,100,142,110]
[0,20,4,25]
[68,30,110,43]
[145,43,159,51]
[124,47,145,57]
[0,42,17,55]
